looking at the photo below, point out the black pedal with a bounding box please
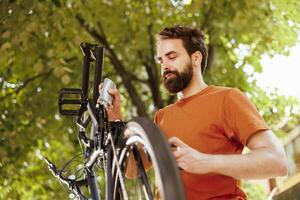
[58,88,85,116]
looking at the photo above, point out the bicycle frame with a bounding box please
[79,42,103,200]
[46,43,113,200]
[45,43,180,200]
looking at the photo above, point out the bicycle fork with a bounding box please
[85,148,101,200]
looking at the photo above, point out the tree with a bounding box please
[0,0,299,199]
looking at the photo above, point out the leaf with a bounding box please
[61,74,71,84]
[1,42,12,50]
[1,31,11,39]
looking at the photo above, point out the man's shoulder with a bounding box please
[154,104,175,123]
[209,85,234,93]
[209,85,247,98]
[156,103,175,114]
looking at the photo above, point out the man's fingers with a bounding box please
[106,105,114,110]
[177,162,187,170]
[108,88,117,95]
[176,154,190,162]
[98,83,103,90]
[173,147,187,159]
[173,150,183,159]
[168,137,188,148]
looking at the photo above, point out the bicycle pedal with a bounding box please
[58,88,85,116]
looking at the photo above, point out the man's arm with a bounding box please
[170,130,288,179]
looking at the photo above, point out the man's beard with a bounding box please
[163,60,193,94]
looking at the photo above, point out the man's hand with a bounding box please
[99,84,122,121]
[169,137,215,175]
[169,130,288,179]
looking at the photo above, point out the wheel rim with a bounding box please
[112,122,165,200]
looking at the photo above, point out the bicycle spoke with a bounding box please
[132,145,154,200]
[108,134,129,200]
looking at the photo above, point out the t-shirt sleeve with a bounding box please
[223,88,269,146]
[154,109,162,125]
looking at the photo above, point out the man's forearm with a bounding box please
[210,148,288,179]
[170,132,288,179]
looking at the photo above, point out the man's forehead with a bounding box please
[156,38,185,55]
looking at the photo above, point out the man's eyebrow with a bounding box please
[165,51,177,57]
[155,51,177,61]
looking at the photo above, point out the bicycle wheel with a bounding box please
[109,117,185,200]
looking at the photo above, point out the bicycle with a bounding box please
[45,43,185,200]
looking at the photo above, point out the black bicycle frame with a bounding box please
[54,43,107,200]
[80,43,105,200]
[48,41,185,200]
[80,43,104,104]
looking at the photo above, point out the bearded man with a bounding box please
[106,25,288,200]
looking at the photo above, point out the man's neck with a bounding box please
[177,79,207,99]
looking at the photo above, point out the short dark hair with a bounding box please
[158,25,208,74]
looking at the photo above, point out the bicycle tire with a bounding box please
[110,117,185,200]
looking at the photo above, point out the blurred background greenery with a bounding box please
[1,0,300,199]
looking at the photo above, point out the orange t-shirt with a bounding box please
[154,85,269,200]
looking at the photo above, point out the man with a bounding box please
[106,25,288,200]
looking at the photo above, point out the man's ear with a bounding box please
[191,51,202,68]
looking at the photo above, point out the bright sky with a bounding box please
[256,43,300,101]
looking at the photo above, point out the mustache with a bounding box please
[163,70,178,79]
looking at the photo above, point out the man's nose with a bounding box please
[161,60,171,71]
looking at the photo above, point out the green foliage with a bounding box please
[242,181,268,200]
[0,0,300,199]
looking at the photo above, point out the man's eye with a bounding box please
[168,56,176,60]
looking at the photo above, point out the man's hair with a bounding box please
[158,25,208,74]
